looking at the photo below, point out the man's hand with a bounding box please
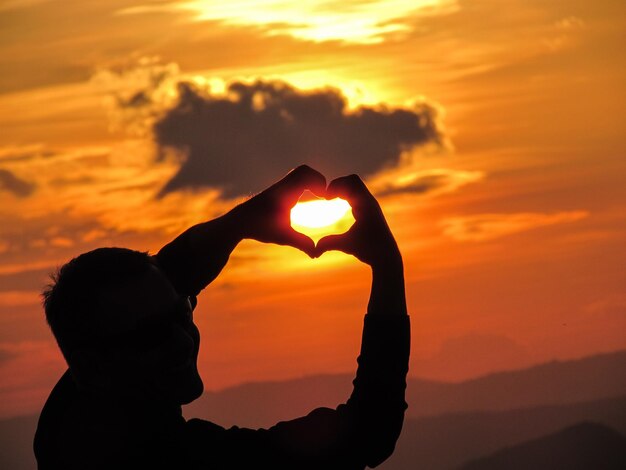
[232,165,326,258]
[315,174,401,270]
[316,174,406,316]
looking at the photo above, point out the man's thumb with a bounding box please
[283,229,316,258]
[315,234,350,258]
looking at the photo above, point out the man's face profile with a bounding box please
[86,264,203,405]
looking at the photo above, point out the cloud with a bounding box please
[370,167,483,198]
[0,169,35,197]
[583,294,626,319]
[0,291,40,307]
[118,0,457,44]
[0,0,52,12]
[91,58,181,136]
[0,144,56,163]
[153,79,445,198]
[440,211,589,242]
[0,267,51,293]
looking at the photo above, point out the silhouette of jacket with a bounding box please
[34,244,410,469]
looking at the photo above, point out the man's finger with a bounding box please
[283,165,327,199]
[326,174,374,215]
[280,229,316,258]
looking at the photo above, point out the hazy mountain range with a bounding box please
[458,422,626,470]
[1,350,625,470]
[184,349,626,426]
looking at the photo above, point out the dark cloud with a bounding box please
[0,169,35,197]
[153,80,443,198]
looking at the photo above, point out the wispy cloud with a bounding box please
[91,58,181,136]
[441,211,589,241]
[583,294,626,318]
[118,0,458,44]
[0,291,40,307]
[0,0,52,12]
[370,167,483,198]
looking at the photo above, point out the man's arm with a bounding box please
[315,174,410,466]
[185,175,410,469]
[154,212,242,297]
[155,165,326,296]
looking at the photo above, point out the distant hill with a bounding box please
[0,414,38,470]
[184,350,626,427]
[406,349,626,418]
[379,394,626,470]
[458,422,626,470]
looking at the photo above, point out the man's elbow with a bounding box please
[366,441,399,468]
[362,412,405,467]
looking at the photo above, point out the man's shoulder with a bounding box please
[34,370,102,467]
[184,417,228,441]
[34,372,201,468]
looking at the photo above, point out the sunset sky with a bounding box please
[0,0,625,419]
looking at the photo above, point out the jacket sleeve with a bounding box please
[185,313,410,469]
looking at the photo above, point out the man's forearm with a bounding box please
[347,314,410,466]
[155,210,244,296]
[368,253,407,316]
[341,253,410,467]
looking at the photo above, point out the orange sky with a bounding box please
[0,0,625,419]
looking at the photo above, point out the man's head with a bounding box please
[43,247,203,405]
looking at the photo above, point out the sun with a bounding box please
[290,198,351,228]
[290,198,355,242]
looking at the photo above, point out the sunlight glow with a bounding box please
[290,198,355,242]
[119,1,456,44]
[291,198,351,228]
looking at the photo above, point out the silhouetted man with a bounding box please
[34,166,410,469]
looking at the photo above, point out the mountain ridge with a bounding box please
[184,349,626,426]
[457,421,626,470]
[380,394,626,470]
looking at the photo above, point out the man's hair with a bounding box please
[42,247,157,366]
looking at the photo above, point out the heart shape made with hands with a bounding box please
[290,191,355,244]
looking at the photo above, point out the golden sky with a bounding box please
[0,0,625,418]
